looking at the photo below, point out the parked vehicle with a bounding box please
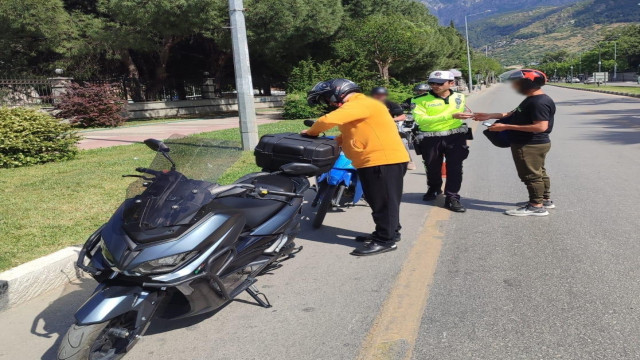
[58,133,338,359]
[397,114,417,152]
[585,77,596,84]
[304,120,364,228]
[570,77,581,83]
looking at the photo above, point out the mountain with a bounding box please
[420,0,581,25]
[467,0,640,66]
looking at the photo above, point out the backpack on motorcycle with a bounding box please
[255,133,340,175]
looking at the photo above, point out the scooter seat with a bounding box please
[237,173,295,193]
[214,174,295,229]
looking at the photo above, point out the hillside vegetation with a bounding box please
[421,0,579,25]
[469,0,640,66]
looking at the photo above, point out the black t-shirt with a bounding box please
[508,94,556,144]
[384,100,405,117]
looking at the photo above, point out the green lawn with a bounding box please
[0,120,306,271]
[555,83,640,95]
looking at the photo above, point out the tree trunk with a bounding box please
[150,37,178,101]
[213,52,231,96]
[261,76,272,96]
[375,59,391,81]
[119,50,143,102]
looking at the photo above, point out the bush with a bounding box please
[54,82,126,127]
[282,92,322,119]
[0,107,79,168]
[285,59,414,119]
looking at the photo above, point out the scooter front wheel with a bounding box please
[312,184,338,229]
[57,312,151,360]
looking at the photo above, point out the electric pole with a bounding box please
[464,15,473,93]
[229,0,258,150]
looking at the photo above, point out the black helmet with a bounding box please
[508,69,547,90]
[413,83,430,93]
[371,86,388,96]
[307,79,362,106]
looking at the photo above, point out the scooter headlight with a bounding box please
[100,239,116,267]
[131,251,198,275]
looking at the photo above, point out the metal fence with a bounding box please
[0,77,217,107]
[121,78,206,102]
[0,78,55,107]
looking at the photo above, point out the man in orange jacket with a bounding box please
[303,79,409,256]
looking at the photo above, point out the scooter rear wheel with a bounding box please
[312,184,338,228]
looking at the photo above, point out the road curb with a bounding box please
[550,85,640,99]
[0,246,84,312]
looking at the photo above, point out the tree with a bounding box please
[613,25,640,70]
[336,14,432,80]
[245,0,343,93]
[96,0,228,95]
[0,0,75,76]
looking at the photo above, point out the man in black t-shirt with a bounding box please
[474,69,555,217]
[371,87,405,120]
[371,87,417,170]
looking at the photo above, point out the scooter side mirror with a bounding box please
[144,139,170,153]
[303,119,315,127]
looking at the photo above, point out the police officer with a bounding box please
[412,71,474,213]
[402,83,430,110]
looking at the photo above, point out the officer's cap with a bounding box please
[428,71,455,84]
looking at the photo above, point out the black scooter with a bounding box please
[57,136,324,360]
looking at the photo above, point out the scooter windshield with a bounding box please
[123,136,244,231]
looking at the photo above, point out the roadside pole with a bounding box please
[464,15,473,93]
[228,0,258,150]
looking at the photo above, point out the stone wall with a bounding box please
[126,95,284,119]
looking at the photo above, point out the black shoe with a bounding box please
[422,188,443,201]
[444,197,466,213]
[355,233,401,243]
[351,241,398,256]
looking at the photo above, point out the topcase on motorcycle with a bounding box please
[254,133,339,175]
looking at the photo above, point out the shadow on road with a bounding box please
[32,278,96,360]
[556,97,640,106]
[402,192,514,213]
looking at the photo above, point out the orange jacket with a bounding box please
[306,93,409,169]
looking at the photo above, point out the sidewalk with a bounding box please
[77,111,281,150]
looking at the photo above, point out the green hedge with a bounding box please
[282,92,323,120]
[0,107,79,168]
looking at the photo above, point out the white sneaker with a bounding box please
[517,200,556,209]
[505,204,549,217]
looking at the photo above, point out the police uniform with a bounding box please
[412,71,469,202]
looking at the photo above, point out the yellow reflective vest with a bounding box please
[412,91,466,132]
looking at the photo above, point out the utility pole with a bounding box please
[464,15,473,93]
[464,10,491,93]
[613,41,618,81]
[228,0,258,150]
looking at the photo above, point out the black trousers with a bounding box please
[419,132,469,200]
[357,162,408,243]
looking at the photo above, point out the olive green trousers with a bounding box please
[510,142,551,205]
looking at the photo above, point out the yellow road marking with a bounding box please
[356,206,451,360]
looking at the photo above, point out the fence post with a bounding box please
[48,77,73,103]
[202,77,216,99]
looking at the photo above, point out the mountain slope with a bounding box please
[420,0,580,25]
[468,0,640,65]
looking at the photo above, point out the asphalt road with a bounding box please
[1,84,638,360]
